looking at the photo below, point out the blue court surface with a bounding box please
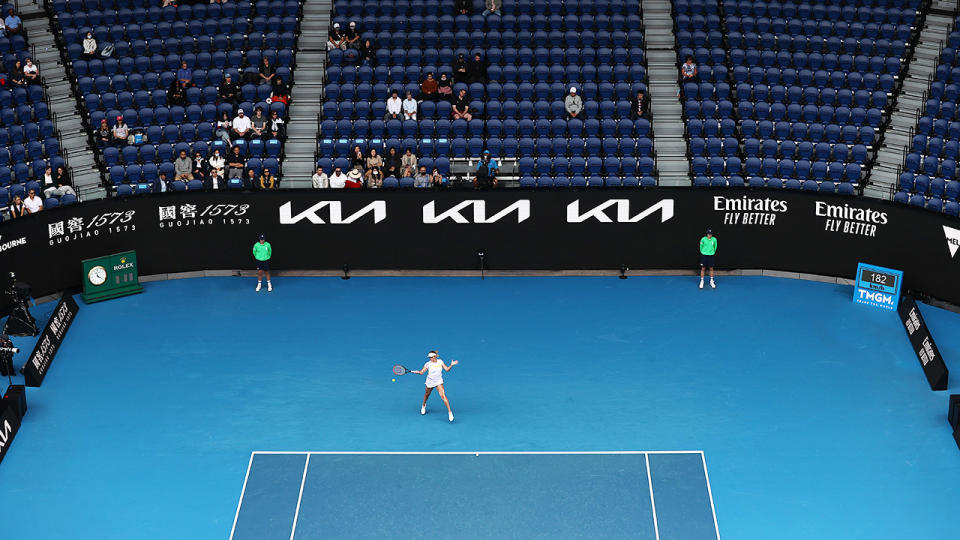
[1,275,959,540]
[231,451,718,540]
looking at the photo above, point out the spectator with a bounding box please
[174,150,193,180]
[112,115,129,145]
[419,72,438,101]
[4,9,21,35]
[401,165,415,179]
[402,90,418,120]
[22,58,39,85]
[177,61,192,87]
[208,148,225,176]
[475,150,499,188]
[232,109,252,140]
[259,168,277,189]
[349,145,365,171]
[192,151,208,183]
[258,57,275,85]
[384,146,402,178]
[208,167,222,190]
[270,76,289,105]
[82,32,98,57]
[456,0,471,14]
[168,79,187,106]
[23,189,43,213]
[250,107,268,140]
[402,147,418,174]
[367,166,383,188]
[269,110,285,139]
[0,17,5,37]
[359,38,376,64]
[228,146,245,178]
[96,118,111,147]
[365,148,383,181]
[343,21,360,49]
[8,195,26,219]
[452,88,472,120]
[437,72,453,101]
[244,168,257,189]
[345,166,364,188]
[9,60,25,87]
[44,166,77,198]
[161,0,176,6]
[430,167,446,188]
[631,89,648,119]
[681,55,697,84]
[565,86,583,119]
[329,166,348,188]
[467,53,487,84]
[453,53,468,83]
[312,166,329,188]
[327,23,345,50]
[482,0,501,17]
[413,166,430,188]
[216,111,233,146]
[385,89,402,120]
[218,73,239,105]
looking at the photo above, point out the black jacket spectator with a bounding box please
[453,54,468,84]
[456,0,471,14]
[467,54,487,84]
[384,147,402,178]
[630,91,648,120]
[219,74,239,104]
[168,80,186,106]
[359,39,376,64]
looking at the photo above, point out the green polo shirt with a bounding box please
[699,235,717,256]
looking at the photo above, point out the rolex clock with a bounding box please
[81,250,143,303]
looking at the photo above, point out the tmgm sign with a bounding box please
[853,262,903,311]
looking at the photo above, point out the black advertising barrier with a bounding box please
[0,188,959,304]
[0,401,21,464]
[897,296,949,391]
[21,294,79,387]
[949,395,960,430]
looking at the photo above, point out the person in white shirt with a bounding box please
[401,90,417,120]
[82,32,97,57]
[328,167,348,188]
[207,148,225,176]
[22,57,39,85]
[385,90,402,120]
[312,166,329,188]
[411,350,458,422]
[22,189,43,213]
[231,109,252,140]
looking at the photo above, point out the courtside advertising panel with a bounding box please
[0,403,21,464]
[0,190,958,306]
[22,294,80,387]
[897,296,949,391]
[853,263,903,310]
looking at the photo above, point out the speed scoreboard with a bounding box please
[853,262,903,310]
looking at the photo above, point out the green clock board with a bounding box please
[81,250,143,303]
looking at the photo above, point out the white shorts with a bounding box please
[426,379,443,389]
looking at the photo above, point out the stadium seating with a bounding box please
[0,4,65,211]
[677,0,917,192]
[49,0,300,190]
[321,0,656,187]
[897,15,960,215]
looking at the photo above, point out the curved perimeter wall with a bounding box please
[1,189,959,304]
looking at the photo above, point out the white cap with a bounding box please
[428,352,437,358]
[238,108,244,113]
[333,23,340,28]
[569,86,577,93]
[349,21,356,27]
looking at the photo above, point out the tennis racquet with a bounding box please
[393,364,414,376]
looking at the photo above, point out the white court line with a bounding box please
[251,450,704,455]
[229,452,256,540]
[645,453,661,540]
[288,454,311,540]
[700,451,722,540]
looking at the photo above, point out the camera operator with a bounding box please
[474,150,499,189]
[0,334,17,377]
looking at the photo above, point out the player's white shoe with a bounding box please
[255,282,262,292]
[421,405,426,415]
[448,411,454,422]
[710,279,716,288]
[267,282,273,292]
[699,280,704,289]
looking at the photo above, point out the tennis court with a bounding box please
[230,451,719,540]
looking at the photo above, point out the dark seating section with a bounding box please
[677,0,918,193]
[50,0,299,192]
[0,3,67,211]
[897,16,960,216]
[320,0,655,188]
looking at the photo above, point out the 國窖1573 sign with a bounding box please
[853,262,903,310]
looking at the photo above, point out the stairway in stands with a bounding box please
[281,0,331,187]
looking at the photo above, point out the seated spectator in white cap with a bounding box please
[565,86,583,119]
[232,108,252,140]
[328,23,345,50]
[344,21,360,49]
[402,90,418,120]
[345,166,364,188]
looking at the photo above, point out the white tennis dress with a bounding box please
[423,359,444,388]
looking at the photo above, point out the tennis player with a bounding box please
[413,351,458,422]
